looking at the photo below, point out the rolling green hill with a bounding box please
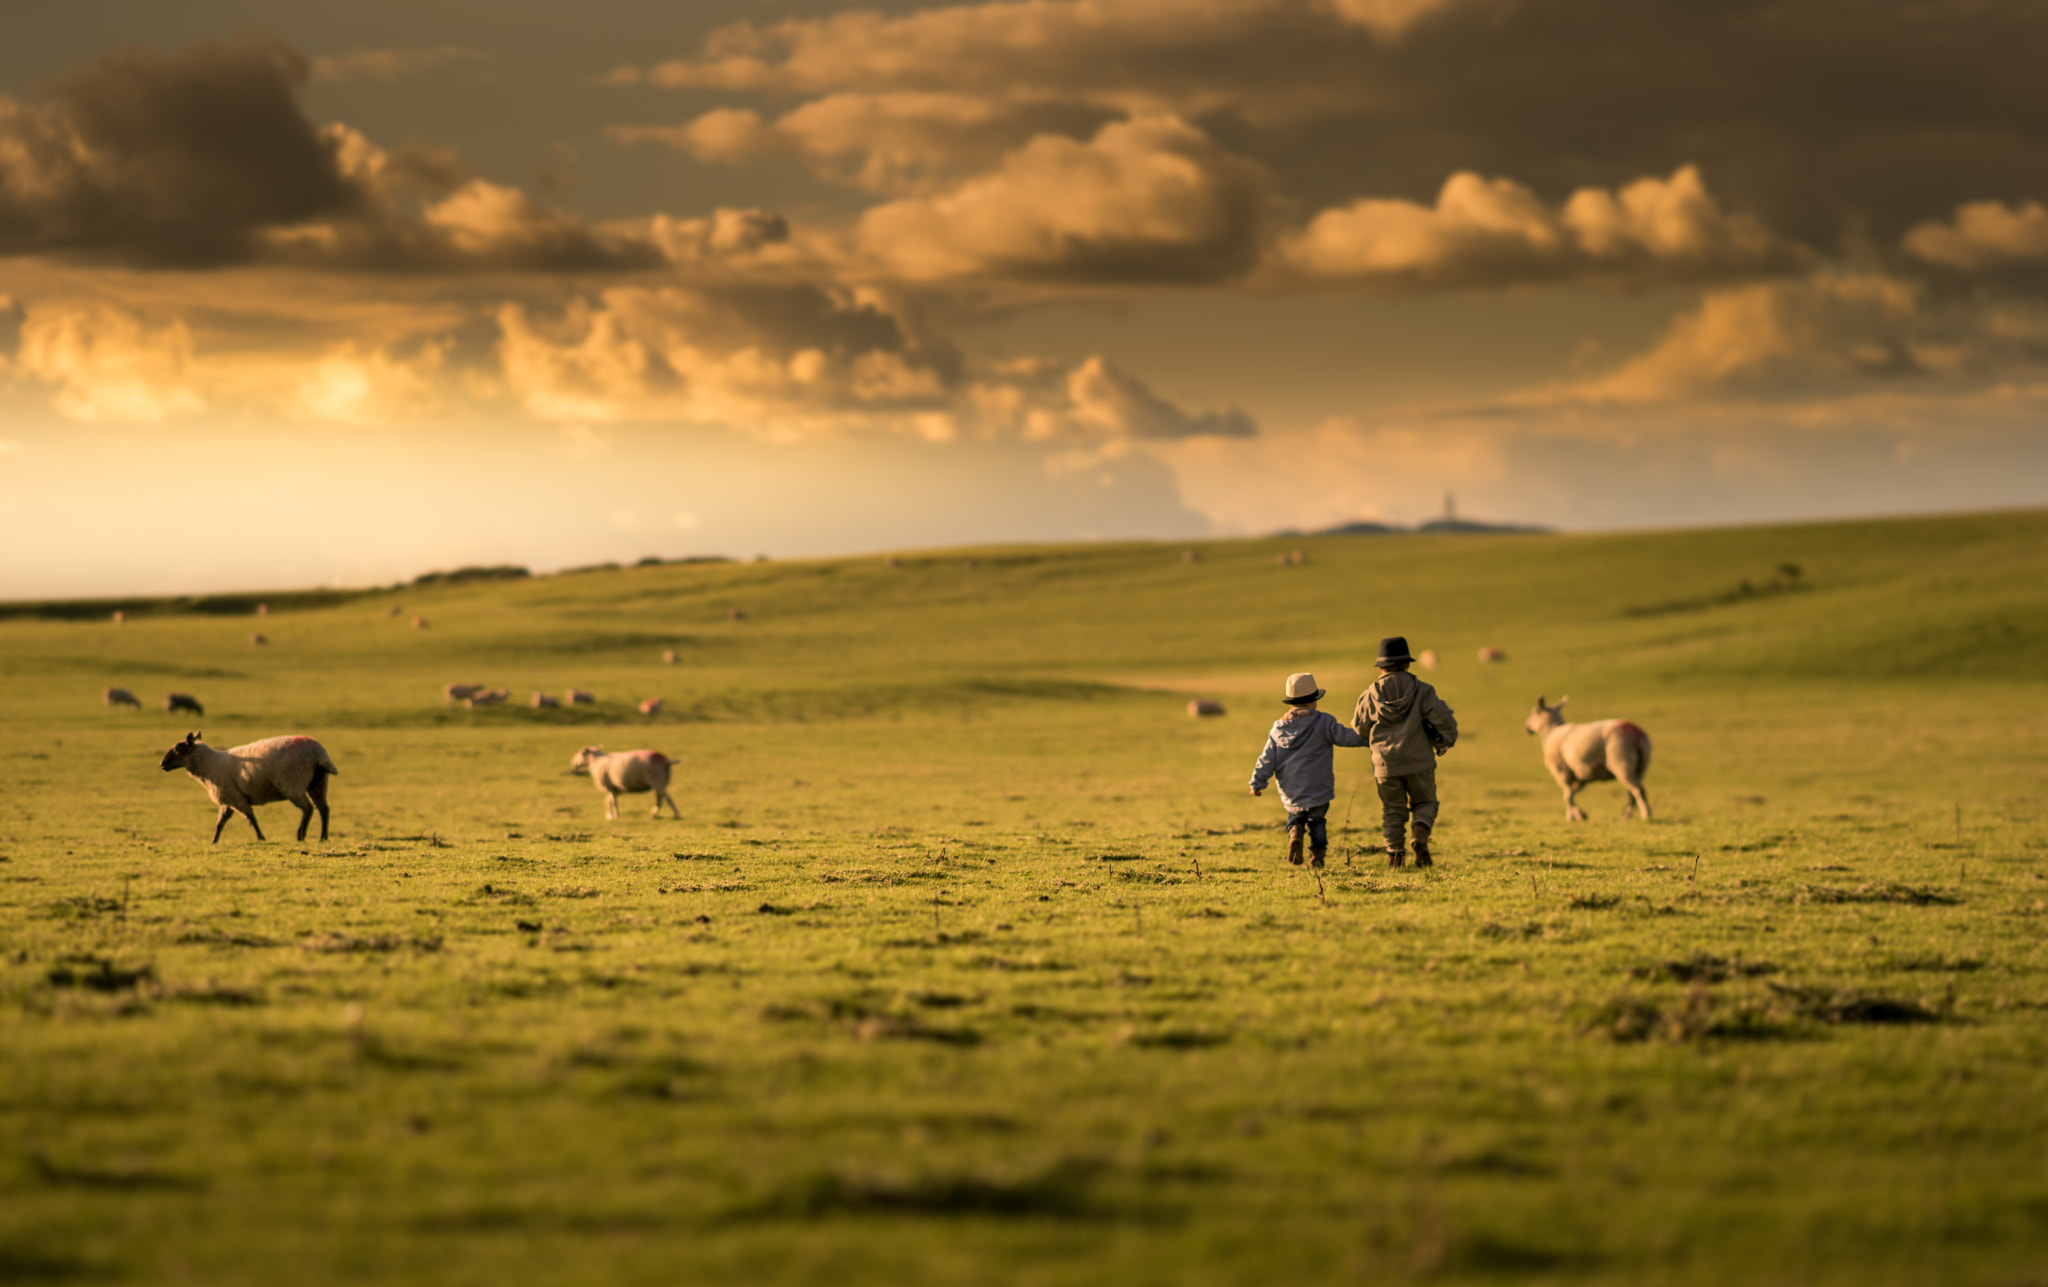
[2,509,2046,1286]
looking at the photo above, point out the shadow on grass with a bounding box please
[732,1157,1118,1222]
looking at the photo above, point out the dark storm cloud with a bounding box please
[0,38,666,273]
[0,38,361,265]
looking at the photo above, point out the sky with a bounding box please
[3,0,2046,598]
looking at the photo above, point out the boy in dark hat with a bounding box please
[1248,672,1366,869]
[1352,637,1458,867]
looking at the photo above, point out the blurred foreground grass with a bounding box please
[3,510,2046,1285]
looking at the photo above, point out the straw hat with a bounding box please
[1282,672,1326,705]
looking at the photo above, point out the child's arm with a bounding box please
[1424,688,1459,748]
[1248,734,1282,796]
[1327,713,1366,748]
[1351,688,1376,740]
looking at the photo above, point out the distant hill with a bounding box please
[1317,516,1550,536]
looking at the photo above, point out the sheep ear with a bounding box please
[1534,695,1545,707]
[187,731,200,744]
[1557,696,1570,708]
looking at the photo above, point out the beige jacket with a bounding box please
[1352,670,1458,780]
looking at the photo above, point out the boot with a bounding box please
[1286,825,1305,866]
[1387,847,1407,869]
[1414,826,1433,868]
[1309,845,1326,870]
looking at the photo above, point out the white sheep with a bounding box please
[166,692,204,716]
[159,731,338,843]
[569,746,680,820]
[567,688,595,705]
[1524,696,1653,821]
[637,697,664,715]
[1187,699,1226,717]
[444,682,486,705]
[105,686,141,709]
[531,691,560,709]
[466,688,509,707]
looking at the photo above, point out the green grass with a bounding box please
[3,509,2047,1286]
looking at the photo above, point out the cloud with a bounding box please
[1905,200,2048,271]
[310,46,485,84]
[1278,166,1801,288]
[0,38,365,266]
[612,93,1112,195]
[13,300,206,422]
[0,39,674,274]
[855,116,1266,283]
[495,284,1256,444]
[291,341,445,424]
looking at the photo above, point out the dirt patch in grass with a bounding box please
[737,1157,1106,1221]
[1798,883,1961,906]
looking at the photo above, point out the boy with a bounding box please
[1352,636,1458,867]
[1248,672,1365,869]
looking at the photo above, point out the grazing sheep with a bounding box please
[159,731,338,843]
[661,649,678,664]
[1187,699,1226,718]
[727,608,747,621]
[444,682,486,705]
[166,692,204,717]
[255,603,268,617]
[638,697,664,715]
[386,604,404,618]
[111,610,125,624]
[567,688,595,705]
[887,556,901,568]
[104,686,141,709]
[465,688,509,707]
[1478,646,1506,663]
[531,691,560,709]
[411,616,430,630]
[570,746,680,820]
[1524,696,1653,822]
[251,632,268,646]
[1418,649,1439,670]
[1182,549,1200,563]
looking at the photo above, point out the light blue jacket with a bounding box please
[1248,708,1365,812]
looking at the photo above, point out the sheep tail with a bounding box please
[320,757,340,775]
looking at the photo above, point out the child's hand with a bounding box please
[1249,786,1262,796]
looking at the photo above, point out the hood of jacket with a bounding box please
[1371,672,1421,720]
[1268,706,1325,748]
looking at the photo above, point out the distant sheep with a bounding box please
[111,610,125,624]
[104,686,141,709]
[727,608,747,621]
[411,616,430,630]
[567,689,595,705]
[251,632,268,646]
[661,650,678,664]
[255,603,268,617]
[1182,549,1200,563]
[1524,696,1653,821]
[386,605,404,618]
[638,697,664,715]
[1187,699,1226,718]
[1418,649,1439,670]
[531,691,560,709]
[465,688,509,707]
[159,731,337,843]
[570,746,680,820]
[166,692,204,717]
[444,682,486,705]
[1478,646,1506,663]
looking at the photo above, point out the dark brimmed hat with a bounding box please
[1282,672,1326,705]
[1376,636,1416,667]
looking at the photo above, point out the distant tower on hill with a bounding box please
[1444,492,1456,523]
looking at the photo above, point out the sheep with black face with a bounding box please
[160,731,338,843]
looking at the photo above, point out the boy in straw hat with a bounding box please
[1248,672,1366,869]
[1352,636,1458,867]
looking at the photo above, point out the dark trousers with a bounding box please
[1376,770,1439,851]
[1286,803,1330,850]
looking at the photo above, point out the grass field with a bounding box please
[4,509,2047,1286]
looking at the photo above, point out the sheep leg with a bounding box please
[240,806,265,841]
[1552,769,1586,821]
[656,788,680,818]
[605,789,620,821]
[212,806,234,844]
[291,794,314,842]
[1626,780,1652,822]
[309,770,331,840]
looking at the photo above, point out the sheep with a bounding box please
[637,697,664,715]
[386,604,404,618]
[251,632,269,646]
[159,731,338,843]
[255,603,268,617]
[661,649,678,664]
[411,616,430,630]
[444,682,486,705]
[465,688,509,707]
[1478,646,1507,663]
[1524,696,1653,822]
[567,689,595,705]
[570,746,680,820]
[111,610,125,624]
[1418,649,1440,670]
[1182,549,1200,563]
[166,692,204,717]
[1187,699,1226,718]
[105,686,141,709]
[727,608,748,621]
[531,691,560,709]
